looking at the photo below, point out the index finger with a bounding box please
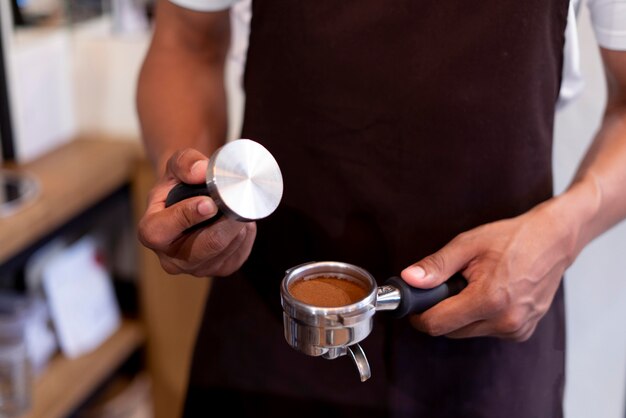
[410,281,502,336]
[138,195,219,250]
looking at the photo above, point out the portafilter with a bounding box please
[280,261,467,382]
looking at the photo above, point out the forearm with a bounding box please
[137,51,227,173]
[548,52,626,259]
[136,3,230,174]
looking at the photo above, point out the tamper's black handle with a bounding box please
[385,273,467,318]
[165,183,210,208]
[165,183,222,232]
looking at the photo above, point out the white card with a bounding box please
[42,236,121,358]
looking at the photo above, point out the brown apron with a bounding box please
[184,0,569,417]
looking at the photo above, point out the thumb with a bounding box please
[166,148,210,185]
[401,234,475,289]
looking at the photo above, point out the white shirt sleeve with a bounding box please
[558,1,585,110]
[168,0,238,12]
[586,0,626,50]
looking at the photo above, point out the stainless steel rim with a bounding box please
[280,261,377,319]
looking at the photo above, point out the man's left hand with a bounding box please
[402,200,577,342]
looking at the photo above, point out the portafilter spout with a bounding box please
[347,344,371,382]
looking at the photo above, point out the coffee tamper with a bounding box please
[165,139,284,224]
[280,261,467,382]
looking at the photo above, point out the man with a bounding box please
[136,0,626,416]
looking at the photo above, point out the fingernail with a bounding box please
[191,160,207,177]
[197,199,217,216]
[404,265,426,280]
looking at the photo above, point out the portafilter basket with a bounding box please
[280,261,466,382]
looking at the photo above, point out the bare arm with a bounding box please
[136,0,230,173]
[561,48,626,253]
[401,48,626,340]
[136,1,256,278]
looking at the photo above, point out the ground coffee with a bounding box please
[289,275,369,307]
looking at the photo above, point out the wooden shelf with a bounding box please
[19,319,146,418]
[0,137,149,418]
[0,137,142,264]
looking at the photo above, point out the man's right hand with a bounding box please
[138,148,257,277]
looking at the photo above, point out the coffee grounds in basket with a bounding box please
[289,276,369,307]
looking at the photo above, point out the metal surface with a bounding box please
[280,262,377,358]
[347,344,371,382]
[281,261,462,381]
[375,285,401,311]
[207,139,283,222]
[280,261,399,381]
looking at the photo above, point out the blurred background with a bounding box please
[0,0,624,417]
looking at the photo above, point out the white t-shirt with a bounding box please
[169,0,626,109]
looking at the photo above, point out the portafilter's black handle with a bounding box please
[384,274,467,318]
[165,183,223,231]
